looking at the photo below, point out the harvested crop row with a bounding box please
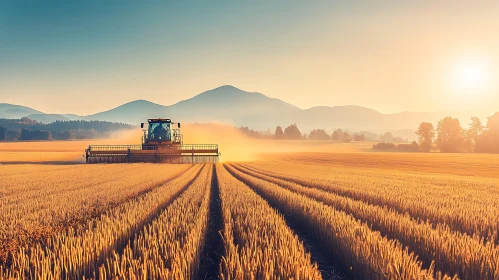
[0,164,203,279]
[240,162,499,242]
[223,164,450,280]
[231,163,498,280]
[99,164,212,279]
[215,164,322,279]
[0,164,192,267]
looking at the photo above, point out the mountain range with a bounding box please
[0,85,473,139]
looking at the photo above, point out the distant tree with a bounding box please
[239,126,267,139]
[284,124,302,140]
[265,128,272,137]
[353,134,365,141]
[372,142,396,150]
[60,130,75,140]
[275,126,285,139]
[332,129,343,141]
[461,129,474,153]
[436,116,463,152]
[45,130,53,140]
[397,141,420,152]
[20,129,52,141]
[239,126,250,136]
[476,112,499,153]
[373,141,419,152]
[309,129,331,140]
[0,126,6,141]
[5,129,21,141]
[358,131,379,141]
[20,129,30,140]
[381,132,394,143]
[19,117,37,125]
[415,122,435,152]
[465,117,484,152]
[468,117,484,141]
[486,112,499,152]
[488,112,499,133]
[342,132,352,143]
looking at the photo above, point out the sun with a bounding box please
[450,57,491,95]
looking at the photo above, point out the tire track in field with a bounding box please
[86,165,205,279]
[198,165,224,279]
[223,164,350,280]
[237,162,486,242]
[230,163,496,279]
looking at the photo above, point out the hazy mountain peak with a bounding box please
[0,103,42,111]
[120,99,164,107]
[0,103,44,119]
[198,85,259,97]
[214,85,242,91]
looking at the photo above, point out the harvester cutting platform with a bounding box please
[85,119,219,163]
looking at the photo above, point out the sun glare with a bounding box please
[450,57,491,95]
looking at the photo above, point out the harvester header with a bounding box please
[85,118,219,163]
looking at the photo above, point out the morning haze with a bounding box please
[1,1,498,117]
[3,2,499,280]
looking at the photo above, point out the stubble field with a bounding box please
[1,141,499,279]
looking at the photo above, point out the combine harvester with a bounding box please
[85,118,219,163]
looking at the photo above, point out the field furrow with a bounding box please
[223,163,452,280]
[240,162,499,242]
[197,165,224,279]
[0,164,202,279]
[98,164,212,279]
[230,163,499,279]
[216,164,323,279]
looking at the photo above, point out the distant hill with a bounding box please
[27,114,71,123]
[169,85,301,127]
[84,99,169,124]
[299,106,384,130]
[81,85,303,127]
[62,114,84,120]
[0,86,465,138]
[0,103,43,119]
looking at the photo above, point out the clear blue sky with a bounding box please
[1,1,498,116]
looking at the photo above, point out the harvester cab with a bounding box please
[85,118,219,164]
[142,118,182,145]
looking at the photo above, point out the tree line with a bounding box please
[238,124,374,142]
[415,113,499,153]
[0,117,134,141]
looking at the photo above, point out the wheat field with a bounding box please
[1,146,499,279]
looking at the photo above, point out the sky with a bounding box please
[1,0,498,116]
